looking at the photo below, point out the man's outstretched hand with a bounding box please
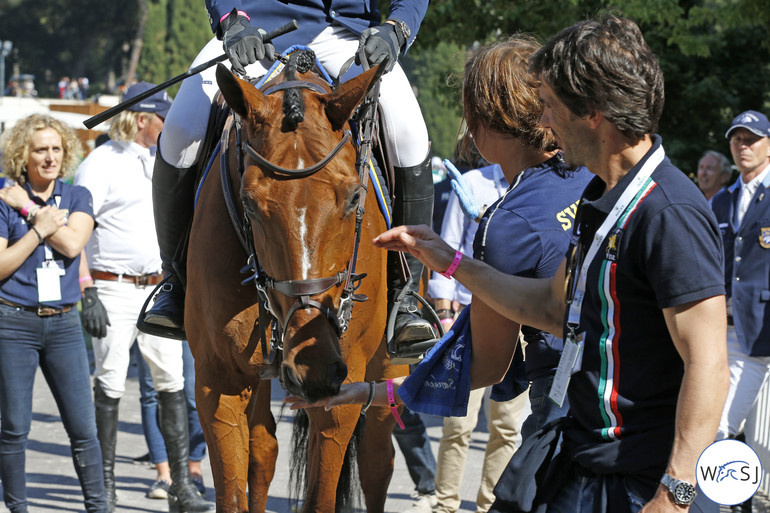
[372,225,456,275]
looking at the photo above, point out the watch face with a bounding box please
[674,482,696,504]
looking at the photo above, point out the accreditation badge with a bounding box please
[36,260,65,302]
[760,227,770,249]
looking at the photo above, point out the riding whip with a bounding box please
[83,19,299,129]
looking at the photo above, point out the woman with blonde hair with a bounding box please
[0,114,106,513]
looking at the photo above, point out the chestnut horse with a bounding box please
[185,52,406,512]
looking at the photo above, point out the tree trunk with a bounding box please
[124,0,149,86]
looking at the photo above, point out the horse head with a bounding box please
[216,54,383,402]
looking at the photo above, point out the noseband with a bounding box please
[222,73,373,365]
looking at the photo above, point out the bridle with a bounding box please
[219,66,377,367]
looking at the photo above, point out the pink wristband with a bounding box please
[20,201,35,218]
[220,10,250,23]
[387,379,405,430]
[79,276,93,283]
[440,251,463,279]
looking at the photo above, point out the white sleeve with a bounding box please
[73,149,110,216]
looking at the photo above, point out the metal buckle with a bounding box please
[36,306,57,316]
[135,274,149,287]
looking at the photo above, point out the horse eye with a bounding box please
[345,188,361,215]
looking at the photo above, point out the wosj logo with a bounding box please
[696,439,762,505]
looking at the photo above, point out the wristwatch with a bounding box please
[661,473,697,505]
[388,19,411,51]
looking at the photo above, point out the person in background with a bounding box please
[141,0,436,358]
[133,340,208,499]
[697,150,732,204]
[711,110,770,513]
[0,114,106,513]
[74,82,213,512]
[392,406,438,512]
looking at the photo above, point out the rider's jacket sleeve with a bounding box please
[205,0,428,50]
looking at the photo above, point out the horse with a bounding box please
[184,50,407,512]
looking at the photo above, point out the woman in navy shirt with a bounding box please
[0,114,104,513]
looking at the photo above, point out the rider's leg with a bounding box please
[312,28,436,348]
[142,37,269,334]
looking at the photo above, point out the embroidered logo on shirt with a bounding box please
[605,227,624,261]
[759,227,770,248]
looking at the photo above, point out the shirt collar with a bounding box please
[22,178,63,205]
[581,134,663,215]
[740,163,770,193]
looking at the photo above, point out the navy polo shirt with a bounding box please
[563,136,724,484]
[0,180,93,309]
[473,155,593,390]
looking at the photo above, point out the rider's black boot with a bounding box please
[141,150,196,340]
[94,381,119,512]
[387,156,437,358]
[158,390,214,512]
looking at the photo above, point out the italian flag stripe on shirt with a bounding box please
[597,178,657,441]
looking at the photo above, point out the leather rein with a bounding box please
[219,74,376,366]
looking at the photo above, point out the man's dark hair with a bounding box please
[530,13,665,141]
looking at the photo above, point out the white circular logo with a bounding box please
[696,439,762,505]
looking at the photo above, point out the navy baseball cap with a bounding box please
[122,82,172,118]
[725,110,770,139]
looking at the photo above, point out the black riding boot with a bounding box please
[158,390,214,512]
[93,381,119,512]
[141,150,196,340]
[387,156,437,357]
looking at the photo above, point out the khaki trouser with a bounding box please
[434,387,530,513]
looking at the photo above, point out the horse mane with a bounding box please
[281,50,319,131]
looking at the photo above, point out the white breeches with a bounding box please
[160,24,430,170]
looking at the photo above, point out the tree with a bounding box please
[135,0,211,97]
[402,0,770,176]
[400,41,465,159]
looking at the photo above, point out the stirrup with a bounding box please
[136,278,187,340]
[386,278,443,365]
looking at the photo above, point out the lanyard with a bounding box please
[566,145,664,332]
[42,194,62,261]
[478,171,523,262]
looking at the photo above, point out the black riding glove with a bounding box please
[220,8,275,75]
[81,287,110,339]
[356,22,408,72]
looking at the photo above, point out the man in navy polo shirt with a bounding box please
[373,14,728,512]
[711,110,770,512]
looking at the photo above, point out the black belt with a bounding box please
[0,297,75,317]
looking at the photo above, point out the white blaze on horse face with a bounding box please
[298,207,310,279]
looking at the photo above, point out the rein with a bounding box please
[219,70,374,369]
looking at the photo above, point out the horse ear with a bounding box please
[322,62,386,131]
[215,64,269,124]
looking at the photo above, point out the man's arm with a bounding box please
[641,295,729,512]
[373,224,567,335]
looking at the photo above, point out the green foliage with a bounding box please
[0,0,139,96]
[136,0,211,97]
[404,0,770,178]
[400,41,465,159]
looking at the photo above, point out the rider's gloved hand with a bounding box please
[445,159,485,222]
[219,8,275,75]
[81,287,111,339]
[356,20,409,72]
